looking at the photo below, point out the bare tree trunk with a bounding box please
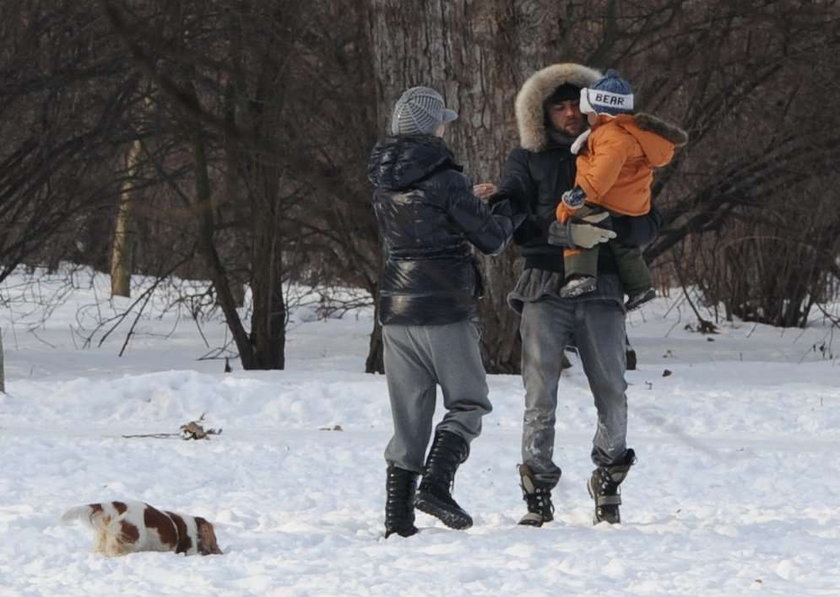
[235,7,289,371]
[368,0,567,373]
[365,295,384,374]
[222,16,249,309]
[110,130,145,297]
[248,158,286,370]
[191,124,255,369]
[0,329,5,393]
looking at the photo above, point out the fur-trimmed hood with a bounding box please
[368,136,456,190]
[571,113,689,159]
[515,63,602,152]
[634,113,689,148]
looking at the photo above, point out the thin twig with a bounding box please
[117,285,157,357]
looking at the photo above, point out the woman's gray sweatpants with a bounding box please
[520,296,628,486]
[383,320,492,473]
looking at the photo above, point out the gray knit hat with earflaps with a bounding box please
[390,87,458,136]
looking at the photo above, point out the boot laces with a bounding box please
[424,441,463,490]
[595,450,635,496]
[386,469,416,518]
[595,468,624,496]
[524,486,553,516]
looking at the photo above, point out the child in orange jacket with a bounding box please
[556,70,688,309]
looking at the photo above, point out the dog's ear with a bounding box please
[166,511,193,554]
[196,518,223,555]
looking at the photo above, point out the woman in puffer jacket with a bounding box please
[368,86,517,539]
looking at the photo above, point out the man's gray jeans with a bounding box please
[383,320,492,473]
[520,296,628,486]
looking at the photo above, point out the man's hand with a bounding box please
[548,211,616,249]
[473,182,497,201]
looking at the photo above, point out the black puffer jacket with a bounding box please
[496,139,661,274]
[369,136,514,325]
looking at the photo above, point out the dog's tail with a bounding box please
[62,503,128,556]
[61,504,107,528]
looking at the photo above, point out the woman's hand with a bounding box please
[472,183,497,200]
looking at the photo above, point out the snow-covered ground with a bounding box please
[1,268,839,597]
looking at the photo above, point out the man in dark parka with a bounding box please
[492,63,662,525]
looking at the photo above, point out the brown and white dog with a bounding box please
[62,500,222,557]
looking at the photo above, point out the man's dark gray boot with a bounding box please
[517,464,555,527]
[415,430,473,530]
[587,449,636,524]
[385,466,418,538]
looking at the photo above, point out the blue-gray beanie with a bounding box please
[390,86,458,136]
[580,69,634,116]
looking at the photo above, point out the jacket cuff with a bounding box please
[491,199,526,231]
[547,220,575,249]
[489,198,512,217]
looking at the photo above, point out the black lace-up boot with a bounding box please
[587,449,636,524]
[414,430,472,530]
[517,464,555,527]
[384,466,419,538]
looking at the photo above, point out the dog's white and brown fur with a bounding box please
[62,500,222,557]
